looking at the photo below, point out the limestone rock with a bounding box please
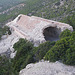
[0,31,20,57]
[7,14,73,46]
[19,61,75,75]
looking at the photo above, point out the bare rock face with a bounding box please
[19,61,75,75]
[0,31,20,58]
[7,14,73,46]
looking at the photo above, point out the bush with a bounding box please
[13,39,55,72]
[0,26,11,40]
[44,30,75,65]
[63,31,75,65]
[20,53,34,70]
[13,38,28,51]
[13,38,34,72]
[44,45,60,62]
[33,41,56,61]
[61,14,75,30]
[0,56,18,75]
[2,26,11,35]
[59,29,71,39]
[63,48,75,65]
[44,37,70,62]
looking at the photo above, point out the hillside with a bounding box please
[1,0,75,42]
[0,0,75,22]
[0,0,75,31]
[0,0,25,12]
[0,0,75,75]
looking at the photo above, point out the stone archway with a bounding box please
[43,27,61,41]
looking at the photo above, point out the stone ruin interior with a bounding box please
[43,27,61,41]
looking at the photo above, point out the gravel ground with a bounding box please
[19,61,75,75]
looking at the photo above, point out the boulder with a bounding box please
[19,61,75,75]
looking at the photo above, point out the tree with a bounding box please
[13,38,34,72]
[59,29,71,39]
[0,56,18,75]
[33,41,55,61]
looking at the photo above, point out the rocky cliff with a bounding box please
[7,14,73,46]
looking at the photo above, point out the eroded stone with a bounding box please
[7,14,73,45]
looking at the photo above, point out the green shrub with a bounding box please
[0,56,18,75]
[13,38,34,72]
[63,47,75,65]
[44,30,75,65]
[61,14,75,30]
[0,26,11,40]
[20,53,34,70]
[59,29,71,39]
[13,38,28,51]
[44,45,60,62]
[33,41,56,61]
[62,31,75,65]
[44,37,70,62]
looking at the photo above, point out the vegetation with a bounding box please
[0,29,75,74]
[0,0,75,74]
[0,56,18,75]
[61,14,75,30]
[59,29,71,39]
[0,0,25,12]
[12,39,55,72]
[0,0,75,23]
[44,29,75,65]
[13,38,34,72]
[33,41,56,61]
[0,26,11,40]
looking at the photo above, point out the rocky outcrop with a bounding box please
[7,14,73,46]
[0,14,73,57]
[19,61,75,75]
[0,31,20,58]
